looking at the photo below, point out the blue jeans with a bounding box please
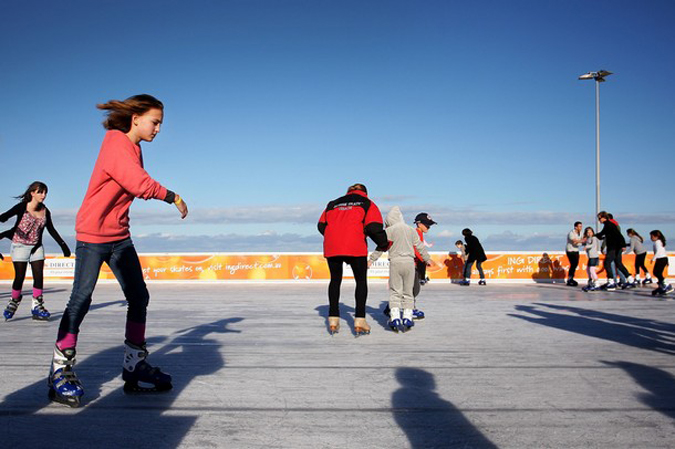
[57,238,149,338]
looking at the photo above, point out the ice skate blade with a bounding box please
[328,328,339,336]
[32,315,50,321]
[48,388,82,408]
[354,329,370,337]
[123,381,173,394]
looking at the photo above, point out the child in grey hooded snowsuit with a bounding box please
[369,206,431,330]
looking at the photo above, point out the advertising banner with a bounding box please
[0,252,672,282]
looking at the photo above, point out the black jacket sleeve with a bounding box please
[365,222,389,251]
[42,208,71,257]
[0,203,23,223]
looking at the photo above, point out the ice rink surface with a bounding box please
[1,281,674,449]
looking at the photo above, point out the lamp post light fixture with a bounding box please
[578,70,612,230]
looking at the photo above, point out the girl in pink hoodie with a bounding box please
[48,94,188,407]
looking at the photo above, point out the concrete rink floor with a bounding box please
[0,281,674,449]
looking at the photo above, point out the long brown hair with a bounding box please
[650,230,666,247]
[15,181,48,210]
[97,94,164,133]
[626,228,643,243]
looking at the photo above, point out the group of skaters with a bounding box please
[565,213,672,295]
[317,183,489,336]
[0,94,671,410]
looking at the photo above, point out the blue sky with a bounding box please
[1,0,674,253]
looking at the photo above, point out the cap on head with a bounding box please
[414,212,437,227]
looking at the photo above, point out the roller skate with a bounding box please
[122,341,172,393]
[412,309,425,320]
[478,279,487,286]
[604,282,617,291]
[642,277,653,285]
[458,279,470,286]
[388,308,401,333]
[48,346,84,408]
[566,279,578,287]
[3,295,22,321]
[401,309,414,332]
[327,316,340,335]
[582,281,599,292]
[31,295,50,321]
[353,318,371,337]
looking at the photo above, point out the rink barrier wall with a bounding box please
[0,252,673,283]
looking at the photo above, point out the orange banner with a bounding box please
[0,252,671,282]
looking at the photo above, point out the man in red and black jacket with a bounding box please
[318,183,388,335]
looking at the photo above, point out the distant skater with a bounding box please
[318,183,388,336]
[625,228,652,285]
[368,207,432,332]
[1,182,71,321]
[595,211,633,290]
[48,94,188,407]
[649,230,672,296]
[581,227,601,292]
[565,221,583,286]
[459,228,487,286]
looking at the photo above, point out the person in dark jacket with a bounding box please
[459,228,487,286]
[1,181,71,321]
[318,183,388,335]
[595,211,634,290]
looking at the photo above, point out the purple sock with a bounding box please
[11,289,21,300]
[125,321,146,346]
[33,288,43,298]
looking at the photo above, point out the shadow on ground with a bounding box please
[315,301,391,335]
[509,303,675,354]
[393,367,497,448]
[603,360,675,420]
[0,317,243,449]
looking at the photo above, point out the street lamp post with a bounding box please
[579,70,612,231]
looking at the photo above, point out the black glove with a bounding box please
[60,242,71,258]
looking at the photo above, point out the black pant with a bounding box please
[12,260,44,292]
[327,256,368,318]
[653,258,668,284]
[463,260,484,279]
[566,251,579,280]
[634,253,648,277]
[604,248,629,280]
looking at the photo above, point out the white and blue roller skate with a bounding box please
[31,295,50,321]
[123,341,172,393]
[48,346,84,407]
[582,281,599,292]
[412,309,425,320]
[3,295,22,321]
[653,284,673,296]
[388,307,402,333]
[401,309,414,332]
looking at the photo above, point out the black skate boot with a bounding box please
[122,340,172,393]
[48,346,84,407]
